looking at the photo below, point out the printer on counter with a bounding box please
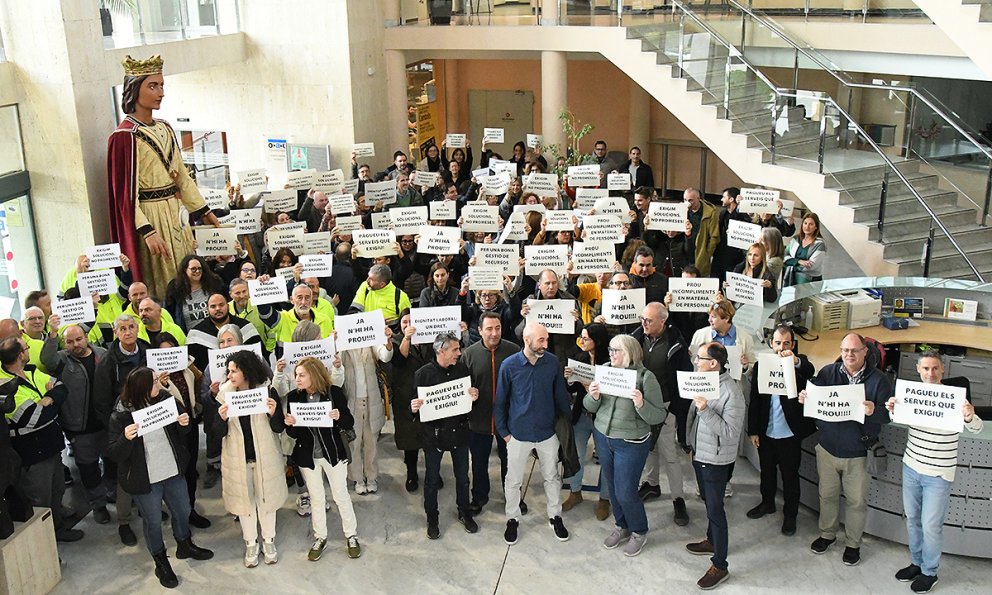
[836,289,882,329]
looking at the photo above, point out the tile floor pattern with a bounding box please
[53,427,991,594]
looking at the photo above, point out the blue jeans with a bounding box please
[903,463,953,576]
[132,474,192,556]
[693,459,733,571]
[468,431,510,505]
[565,414,609,499]
[594,428,651,534]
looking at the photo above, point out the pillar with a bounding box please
[383,0,401,27]
[385,50,409,155]
[444,60,461,134]
[541,51,567,151]
[540,0,559,26]
[628,82,650,159]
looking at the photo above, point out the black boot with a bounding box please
[176,538,214,561]
[152,552,179,589]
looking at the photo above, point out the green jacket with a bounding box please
[583,364,667,440]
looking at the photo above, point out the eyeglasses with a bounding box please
[241,266,256,272]
[401,239,416,244]
[608,347,623,354]
[610,281,632,287]
[188,267,202,272]
[638,317,653,323]
[840,348,865,355]
[480,293,499,299]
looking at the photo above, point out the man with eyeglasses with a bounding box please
[628,246,669,306]
[20,307,50,373]
[351,264,412,327]
[514,270,581,367]
[566,269,617,327]
[124,282,176,328]
[632,302,694,527]
[592,272,640,337]
[228,278,276,354]
[799,333,891,567]
[465,286,516,345]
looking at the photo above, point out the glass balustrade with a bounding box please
[100,0,240,49]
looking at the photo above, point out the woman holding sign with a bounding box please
[729,243,778,304]
[215,351,288,568]
[107,367,213,589]
[584,334,667,557]
[783,213,826,286]
[285,357,361,561]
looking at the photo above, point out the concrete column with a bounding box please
[443,60,461,134]
[384,0,402,27]
[541,51,567,150]
[385,49,409,155]
[540,0,559,26]
[628,82,650,160]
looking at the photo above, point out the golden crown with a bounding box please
[121,55,164,77]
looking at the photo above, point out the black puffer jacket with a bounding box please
[285,385,354,468]
[106,397,190,495]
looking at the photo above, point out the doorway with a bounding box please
[467,90,535,160]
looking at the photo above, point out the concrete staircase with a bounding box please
[913,0,992,78]
[611,22,990,280]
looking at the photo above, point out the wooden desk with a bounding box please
[799,320,992,370]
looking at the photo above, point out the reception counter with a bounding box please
[736,277,992,558]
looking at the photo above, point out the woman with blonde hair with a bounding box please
[760,227,785,288]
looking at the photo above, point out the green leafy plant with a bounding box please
[101,0,138,14]
[543,109,595,178]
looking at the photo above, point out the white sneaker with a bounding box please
[296,493,311,517]
[366,480,378,494]
[261,539,278,565]
[244,541,260,568]
[725,484,734,498]
[355,481,368,495]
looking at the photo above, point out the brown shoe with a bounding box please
[686,539,715,555]
[562,491,583,512]
[595,498,611,521]
[697,565,729,590]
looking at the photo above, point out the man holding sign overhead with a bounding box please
[799,333,890,566]
[884,351,983,594]
[746,325,815,536]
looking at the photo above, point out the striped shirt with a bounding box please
[903,415,984,482]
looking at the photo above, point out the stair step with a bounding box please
[850,191,960,222]
[895,249,992,278]
[731,106,806,135]
[825,161,921,189]
[866,208,978,241]
[882,225,989,260]
[838,175,942,204]
[746,120,822,149]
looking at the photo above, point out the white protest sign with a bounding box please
[668,277,718,312]
[248,278,289,305]
[274,267,296,284]
[418,225,460,255]
[525,298,575,335]
[544,210,575,232]
[757,352,797,399]
[497,212,527,243]
[893,379,966,432]
[445,133,466,148]
[726,272,765,307]
[237,169,267,194]
[232,208,262,234]
[413,170,440,188]
[201,187,228,211]
[678,371,720,400]
[133,397,179,437]
[727,219,762,250]
[803,384,865,424]
[370,212,392,230]
[328,193,357,215]
[54,297,95,325]
[524,244,569,277]
[739,188,780,215]
[567,359,596,385]
[732,303,767,334]
[208,343,263,378]
[270,220,306,232]
[430,200,457,221]
[524,173,558,197]
[595,365,637,397]
[567,165,600,187]
[409,306,461,345]
[266,226,305,256]
[418,377,473,422]
[492,160,515,178]
[481,173,511,196]
[513,202,546,215]
[341,179,360,195]
[299,254,335,278]
[571,241,615,274]
[472,167,490,182]
[316,170,346,193]
[469,267,502,291]
[526,134,543,148]
[225,387,269,418]
[334,216,363,235]
[303,231,332,255]
[286,169,316,189]
[77,269,117,297]
[390,206,429,235]
[85,243,122,270]
[475,244,520,276]
[147,346,188,374]
[779,199,795,218]
[646,201,687,232]
[290,402,334,427]
[607,173,632,191]
[263,189,298,214]
[461,203,500,232]
[583,214,624,244]
[726,345,742,381]
[353,229,397,258]
[335,310,386,352]
[575,188,608,210]
[283,337,336,375]
[601,288,645,325]
[483,128,504,143]
[593,196,632,223]
[353,142,375,158]
[365,180,397,206]
[194,226,239,257]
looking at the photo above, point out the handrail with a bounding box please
[668,0,985,282]
[726,0,992,163]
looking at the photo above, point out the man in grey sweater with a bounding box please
[685,342,745,590]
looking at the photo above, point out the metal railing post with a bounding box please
[817,104,827,174]
[137,0,147,45]
[982,164,992,226]
[678,13,686,75]
[792,48,799,91]
[179,0,188,40]
[724,55,732,114]
[878,168,890,241]
[904,95,916,158]
[213,0,220,35]
[770,99,779,165]
[804,0,810,21]
[923,221,935,278]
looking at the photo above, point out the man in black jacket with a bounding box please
[630,246,669,304]
[513,270,581,368]
[412,331,480,540]
[615,146,654,190]
[746,325,815,536]
[633,302,693,527]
